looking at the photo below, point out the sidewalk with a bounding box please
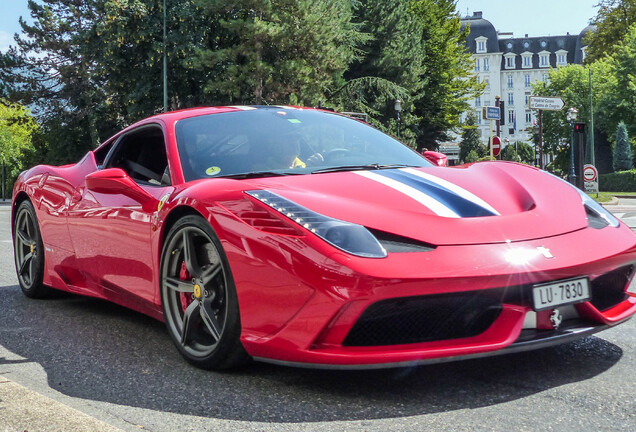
[602,197,636,231]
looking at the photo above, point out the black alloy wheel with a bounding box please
[160,215,248,370]
[13,200,48,298]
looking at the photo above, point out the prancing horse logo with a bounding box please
[550,309,562,329]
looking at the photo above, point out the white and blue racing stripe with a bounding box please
[354,169,499,218]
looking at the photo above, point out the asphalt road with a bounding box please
[1,202,636,432]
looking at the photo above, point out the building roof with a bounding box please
[460,12,595,69]
[460,12,499,53]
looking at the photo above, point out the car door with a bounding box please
[66,123,173,307]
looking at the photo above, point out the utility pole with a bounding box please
[588,68,595,166]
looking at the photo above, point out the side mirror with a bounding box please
[423,150,448,167]
[86,168,156,207]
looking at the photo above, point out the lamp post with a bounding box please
[394,99,402,139]
[567,107,578,185]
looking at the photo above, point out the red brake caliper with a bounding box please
[179,261,193,313]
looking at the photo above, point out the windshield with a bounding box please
[175,108,431,181]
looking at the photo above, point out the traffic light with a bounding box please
[574,122,586,133]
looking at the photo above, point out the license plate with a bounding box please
[532,277,591,311]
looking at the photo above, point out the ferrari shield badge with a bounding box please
[157,194,170,212]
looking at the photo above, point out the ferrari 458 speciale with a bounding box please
[12,106,636,369]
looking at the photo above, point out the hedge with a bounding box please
[599,170,636,192]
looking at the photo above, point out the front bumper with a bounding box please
[239,224,636,368]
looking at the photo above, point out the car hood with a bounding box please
[236,163,589,246]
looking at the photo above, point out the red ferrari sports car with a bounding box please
[12,106,636,370]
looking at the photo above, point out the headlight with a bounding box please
[577,188,620,228]
[547,173,619,229]
[246,190,387,258]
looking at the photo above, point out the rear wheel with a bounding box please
[13,200,49,298]
[160,215,248,370]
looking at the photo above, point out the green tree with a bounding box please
[586,0,636,62]
[96,0,212,123]
[532,61,618,173]
[614,121,633,170]
[194,0,362,106]
[339,1,425,143]
[459,112,486,163]
[410,0,483,150]
[0,0,107,149]
[611,23,636,140]
[0,100,40,187]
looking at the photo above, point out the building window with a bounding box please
[556,51,567,66]
[475,58,480,71]
[525,93,531,106]
[524,74,531,87]
[483,58,489,71]
[526,111,532,124]
[542,73,549,82]
[522,55,532,68]
[507,75,513,89]
[508,111,515,124]
[484,99,491,107]
[475,96,481,107]
[484,78,490,90]
[508,93,514,105]
[476,37,488,54]
[477,110,482,124]
[540,53,550,67]
[506,56,515,69]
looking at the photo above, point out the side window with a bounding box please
[105,125,171,186]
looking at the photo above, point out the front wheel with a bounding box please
[160,215,248,370]
[13,200,49,298]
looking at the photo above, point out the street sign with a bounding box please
[583,164,599,194]
[483,106,500,120]
[528,96,565,111]
[492,136,501,157]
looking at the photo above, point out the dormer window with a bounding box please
[504,53,516,69]
[556,49,568,66]
[476,36,488,53]
[539,50,551,67]
[522,52,533,68]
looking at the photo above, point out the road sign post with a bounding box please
[583,164,599,196]
[492,136,501,157]
[529,97,565,170]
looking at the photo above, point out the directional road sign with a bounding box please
[483,106,500,120]
[528,96,565,111]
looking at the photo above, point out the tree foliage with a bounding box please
[0,0,480,166]
[459,112,486,163]
[0,100,40,183]
[409,0,483,150]
[586,0,636,62]
[614,121,633,170]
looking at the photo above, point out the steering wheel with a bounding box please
[323,148,351,162]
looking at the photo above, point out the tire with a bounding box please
[160,215,249,370]
[13,200,49,298]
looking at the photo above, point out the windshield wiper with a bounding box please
[220,171,304,180]
[311,163,414,174]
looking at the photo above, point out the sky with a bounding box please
[0,0,601,53]
[456,0,599,37]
